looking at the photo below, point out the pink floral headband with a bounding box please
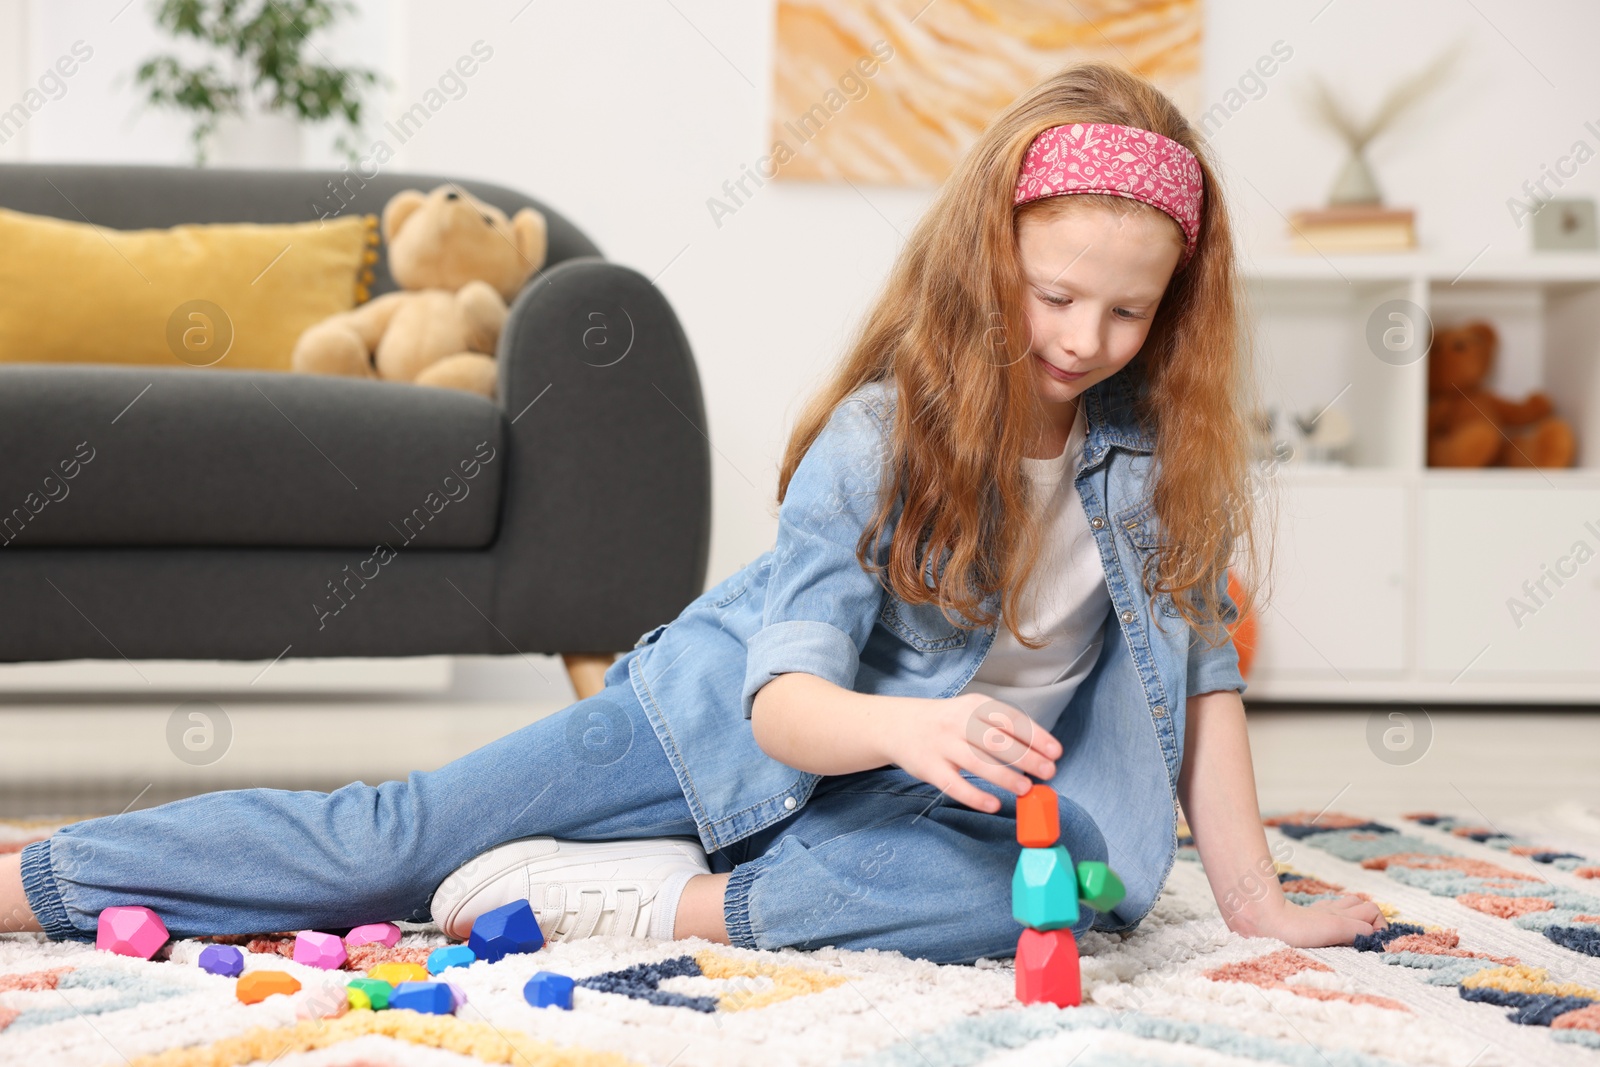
[1013,122,1204,269]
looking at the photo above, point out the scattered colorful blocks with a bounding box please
[367,962,429,986]
[197,944,244,977]
[1012,846,1080,931]
[1076,860,1126,913]
[95,905,169,960]
[236,970,302,1004]
[427,944,476,974]
[390,980,456,1015]
[293,930,348,970]
[344,921,402,948]
[1016,784,1060,848]
[524,970,575,1010]
[346,977,393,1011]
[444,980,468,1011]
[468,900,544,963]
[1015,927,1081,1007]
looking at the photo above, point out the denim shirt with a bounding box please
[604,371,1247,935]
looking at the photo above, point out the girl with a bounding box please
[1,61,1385,965]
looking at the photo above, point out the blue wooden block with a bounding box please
[197,944,244,977]
[467,900,545,963]
[1012,846,1080,930]
[524,970,575,1010]
[427,944,477,974]
[390,980,456,1015]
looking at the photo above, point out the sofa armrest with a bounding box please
[486,256,712,653]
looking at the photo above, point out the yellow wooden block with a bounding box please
[367,962,429,986]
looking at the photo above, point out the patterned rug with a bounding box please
[3,802,1600,1067]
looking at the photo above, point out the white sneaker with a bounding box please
[429,836,710,942]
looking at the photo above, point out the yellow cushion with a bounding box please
[0,207,377,372]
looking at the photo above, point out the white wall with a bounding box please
[4,0,392,165]
[1201,0,1598,264]
[4,0,1598,606]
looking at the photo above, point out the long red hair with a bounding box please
[777,60,1274,653]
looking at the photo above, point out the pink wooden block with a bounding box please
[293,930,349,970]
[96,906,169,960]
[295,978,353,1020]
[344,922,402,948]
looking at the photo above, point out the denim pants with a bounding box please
[20,677,1107,966]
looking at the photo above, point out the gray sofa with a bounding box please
[0,164,711,694]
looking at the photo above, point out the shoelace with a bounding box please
[560,884,643,939]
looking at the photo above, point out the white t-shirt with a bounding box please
[956,404,1110,733]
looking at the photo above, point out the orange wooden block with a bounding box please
[236,970,302,1004]
[1016,784,1060,848]
[1015,927,1080,1007]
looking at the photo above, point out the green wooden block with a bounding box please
[1012,846,1079,930]
[346,977,393,1011]
[1077,860,1126,912]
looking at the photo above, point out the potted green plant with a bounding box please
[135,0,382,166]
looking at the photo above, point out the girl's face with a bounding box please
[1015,202,1183,413]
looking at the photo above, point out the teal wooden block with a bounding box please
[1077,860,1126,912]
[1012,846,1079,930]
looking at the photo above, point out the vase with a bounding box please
[208,111,303,168]
[1328,147,1382,206]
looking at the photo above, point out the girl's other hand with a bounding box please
[1232,893,1387,947]
[873,692,1061,813]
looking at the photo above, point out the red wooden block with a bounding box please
[1015,927,1081,1007]
[1016,784,1060,848]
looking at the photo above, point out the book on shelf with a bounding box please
[1287,204,1416,253]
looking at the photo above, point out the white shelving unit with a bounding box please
[1236,251,1600,704]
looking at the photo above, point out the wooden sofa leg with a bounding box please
[562,652,618,701]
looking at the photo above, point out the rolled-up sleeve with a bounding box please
[1185,568,1249,698]
[741,396,894,719]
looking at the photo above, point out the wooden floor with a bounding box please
[1243,704,1600,821]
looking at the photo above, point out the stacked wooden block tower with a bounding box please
[1012,783,1126,1007]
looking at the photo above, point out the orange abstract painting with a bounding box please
[770,0,1203,186]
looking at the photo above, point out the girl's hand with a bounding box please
[1232,893,1387,948]
[874,693,1060,813]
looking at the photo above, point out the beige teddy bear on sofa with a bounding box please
[291,185,547,398]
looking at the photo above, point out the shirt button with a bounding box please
[1152,704,1167,717]
[1090,516,1105,529]
[783,796,797,810]
[1120,609,1135,624]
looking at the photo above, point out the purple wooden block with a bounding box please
[444,980,468,1010]
[197,944,244,977]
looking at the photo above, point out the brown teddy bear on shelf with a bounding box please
[291,185,547,398]
[1426,319,1576,468]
